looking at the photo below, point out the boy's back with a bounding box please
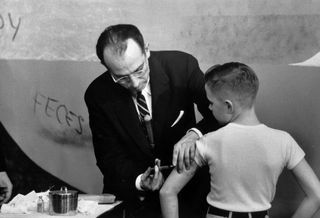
[160,62,320,218]
[195,122,305,212]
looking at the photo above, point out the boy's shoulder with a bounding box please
[255,124,292,138]
[203,123,292,139]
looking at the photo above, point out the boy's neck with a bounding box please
[231,106,260,126]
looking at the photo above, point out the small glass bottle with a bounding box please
[37,196,44,213]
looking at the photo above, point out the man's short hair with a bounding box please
[96,24,145,66]
[204,62,259,107]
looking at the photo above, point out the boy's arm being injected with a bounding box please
[160,162,198,218]
[291,158,320,218]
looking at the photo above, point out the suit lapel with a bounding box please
[149,56,171,143]
[113,86,154,158]
[109,52,171,156]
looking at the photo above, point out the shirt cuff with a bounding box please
[188,128,203,138]
[135,174,144,191]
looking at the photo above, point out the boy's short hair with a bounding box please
[204,62,259,108]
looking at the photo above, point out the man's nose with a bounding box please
[129,76,140,89]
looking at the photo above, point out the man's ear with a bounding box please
[145,43,150,58]
[225,100,234,114]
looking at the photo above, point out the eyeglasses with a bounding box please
[110,56,149,84]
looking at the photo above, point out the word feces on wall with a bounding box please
[33,91,84,135]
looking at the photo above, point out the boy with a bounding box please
[160,62,320,218]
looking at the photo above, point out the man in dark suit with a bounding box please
[0,122,13,205]
[0,155,12,206]
[85,24,220,218]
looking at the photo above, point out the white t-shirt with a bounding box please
[195,123,305,212]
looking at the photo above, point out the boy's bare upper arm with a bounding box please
[292,158,320,198]
[161,163,199,194]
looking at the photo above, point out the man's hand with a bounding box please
[0,171,13,205]
[140,159,164,191]
[172,131,199,173]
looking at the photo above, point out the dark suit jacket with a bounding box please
[0,122,7,172]
[0,150,6,172]
[85,51,219,217]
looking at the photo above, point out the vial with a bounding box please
[37,196,44,213]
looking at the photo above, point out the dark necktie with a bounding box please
[136,92,150,120]
[136,92,155,148]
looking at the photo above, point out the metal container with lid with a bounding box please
[49,187,78,216]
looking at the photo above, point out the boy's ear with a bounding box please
[225,100,234,114]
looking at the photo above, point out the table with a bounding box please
[0,201,123,218]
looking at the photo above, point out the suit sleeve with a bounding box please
[186,55,220,134]
[0,151,6,172]
[84,92,145,200]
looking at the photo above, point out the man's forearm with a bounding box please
[96,155,142,198]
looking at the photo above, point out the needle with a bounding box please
[150,165,175,171]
